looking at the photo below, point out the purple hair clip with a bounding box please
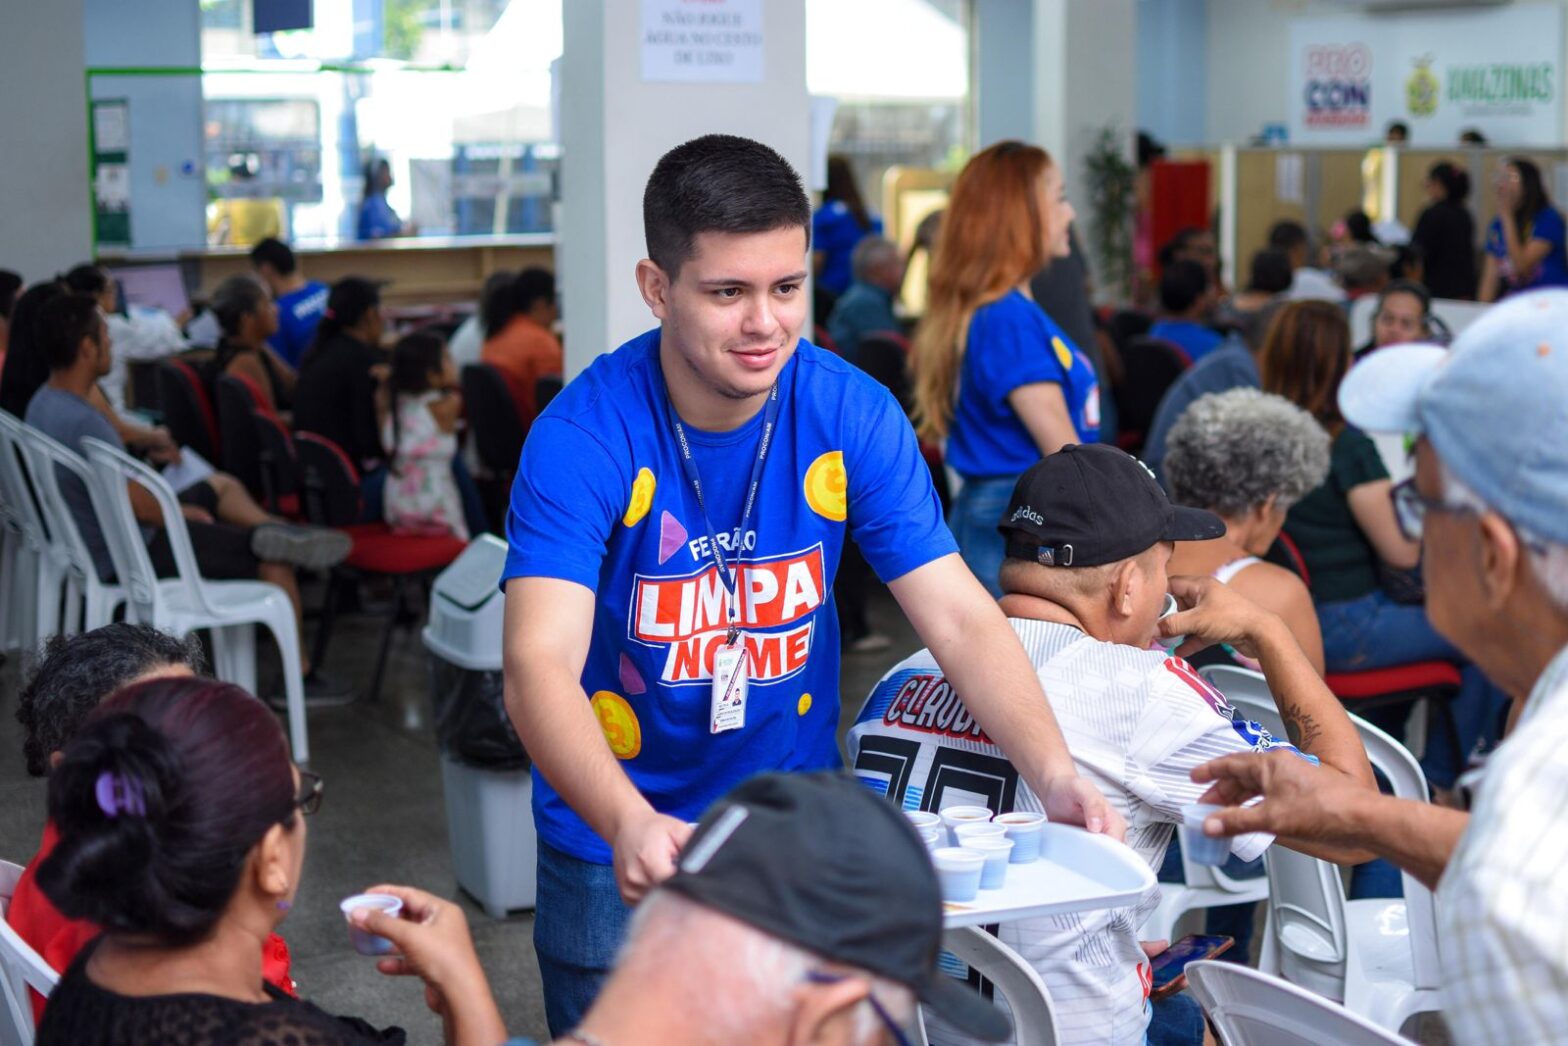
[95,770,146,819]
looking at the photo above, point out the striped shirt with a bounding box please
[1439,642,1568,1044]
[848,619,1297,1045]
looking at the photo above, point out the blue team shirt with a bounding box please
[502,330,957,862]
[267,280,328,368]
[1487,208,1568,292]
[813,202,882,296]
[358,193,402,240]
[1148,319,1223,365]
[945,291,1101,478]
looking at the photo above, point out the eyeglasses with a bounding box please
[803,971,912,1046]
[293,769,324,816]
[1391,477,1548,553]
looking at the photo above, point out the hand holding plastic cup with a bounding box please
[994,811,1047,863]
[341,893,404,956]
[931,846,986,902]
[939,805,993,846]
[960,835,1015,889]
[1158,593,1186,650]
[1179,804,1229,866]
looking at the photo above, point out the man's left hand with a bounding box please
[1039,774,1126,840]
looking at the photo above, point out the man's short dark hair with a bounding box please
[62,264,107,297]
[1268,220,1309,253]
[1386,120,1409,140]
[514,267,556,314]
[39,293,103,371]
[1160,259,1209,314]
[643,134,811,279]
[249,237,297,276]
[16,623,205,777]
[1247,248,1293,294]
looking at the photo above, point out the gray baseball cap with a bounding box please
[1338,289,1568,544]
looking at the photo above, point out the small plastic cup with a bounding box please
[341,893,403,956]
[918,826,944,850]
[994,811,1047,863]
[1158,593,1186,650]
[931,847,986,902]
[1179,804,1230,866]
[954,821,1008,844]
[939,805,993,846]
[960,836,1015,889]
[904,810,942,833]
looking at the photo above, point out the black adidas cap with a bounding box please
[664,772,1011,1041]
[997,443,1225,567]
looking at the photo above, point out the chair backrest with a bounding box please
[534,373,563,416]
[0,858,59,1045]
[461,364,527,475]
[1112,335,1190,452]
[80,436,215,622]
[251,410,299,513]
[214,374,264,498]
[294,431,363,528]
[1186,960,1406,1046]
[13,425,110,612]
[0,412,48,548]
[857,333,913,412]
[155,360,219,463]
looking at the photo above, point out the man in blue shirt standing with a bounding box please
[826,235,904,363]
[1149,259,1223,365]
[249,238,328,369]
[501,134,1121,1038]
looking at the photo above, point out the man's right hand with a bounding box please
[611,810,692,905]
[1190,751,1370,849]
[1162,575,1282,663]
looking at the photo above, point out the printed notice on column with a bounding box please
[642,0,764,83]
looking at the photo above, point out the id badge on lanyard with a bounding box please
[667,381,779,735]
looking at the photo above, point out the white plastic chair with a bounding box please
[0,412,67,661]
[78,437,310,762]
[1199,664,1442,1033]
[1186,960,1409,1046]
[0,858,60,1046]
[14,425,125,633]
[912,927,1060,1046]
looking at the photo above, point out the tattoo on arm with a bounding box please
[1279,701,1322,752]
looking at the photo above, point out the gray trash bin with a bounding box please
[423,535,537,918]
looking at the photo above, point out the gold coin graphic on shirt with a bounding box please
[591,691,642,760]
[1052,336,1074,372]
[797,693,813,716]
[803,451,848,521]
[622,468,655,527]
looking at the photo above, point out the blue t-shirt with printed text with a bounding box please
[267,280,329,369]
[502,330,957,863]
[1486,208,1568,293]
[945,290,1101,478]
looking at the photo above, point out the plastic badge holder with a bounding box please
[960,836,1015,889]
[932,847,986,902]
[941,823,1157,928]
[994,811,1047,863]
[1180,804,1229,866]
[341,893,403,955]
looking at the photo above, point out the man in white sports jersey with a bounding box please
[848,445,1375,1045]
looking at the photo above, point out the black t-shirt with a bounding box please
[37,940,406,1046]
[1284,427,1390,604]
[1412,199,1478,301]
[294,334,386,469]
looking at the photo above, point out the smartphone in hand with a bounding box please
[1149,934,1234,1000]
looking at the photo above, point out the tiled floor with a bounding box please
[0,577,919,1043]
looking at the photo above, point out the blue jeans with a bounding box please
[1156,842,1260,962]
[533,842,631,1038]
[951,475,1019,599]
[1147,990,1205,1046]
[1317,589,1509,788]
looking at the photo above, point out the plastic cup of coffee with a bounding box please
[994,811,1047,863]
[905,810,942,833]
[341,893,403,956]
[1158,593,1186,650]
[960,835,1016,889]
[1179,804,1229,866]
[939,805,993,846]
[931,847,986,902]
[918,826,944,850]
[954,821,1008,845]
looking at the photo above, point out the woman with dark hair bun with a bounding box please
[36,676,508,1046]
[1410,161,1477,300]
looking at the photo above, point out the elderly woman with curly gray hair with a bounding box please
[1163,387,1331,673]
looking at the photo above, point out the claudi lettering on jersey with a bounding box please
[882,672,994,743]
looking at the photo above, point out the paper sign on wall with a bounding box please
[642,0,764,84]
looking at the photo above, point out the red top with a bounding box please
[8,821,297,1022]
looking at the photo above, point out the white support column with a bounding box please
[558,0,810,379]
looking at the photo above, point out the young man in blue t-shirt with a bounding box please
[1148,258,1222,365]
[250,238,329,369]
[500,134,1122,1037]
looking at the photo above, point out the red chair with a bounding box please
[294,431,465,701]
[1274,531,1463,768]
[156,360,220,464]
